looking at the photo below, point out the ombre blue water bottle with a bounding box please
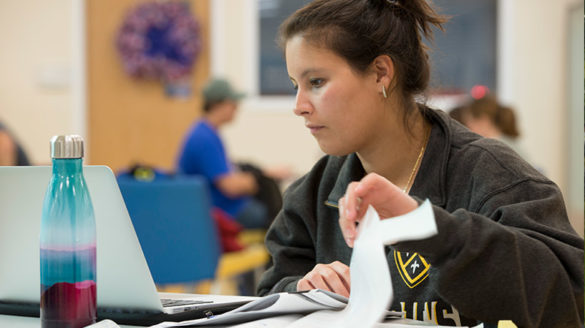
[40,135,97,328]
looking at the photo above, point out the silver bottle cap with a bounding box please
[50,135,84,159]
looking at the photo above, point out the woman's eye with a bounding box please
[309,78,324,88]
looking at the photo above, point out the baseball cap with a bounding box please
[202,78,245,103]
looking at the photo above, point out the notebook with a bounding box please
[0,165,256,325]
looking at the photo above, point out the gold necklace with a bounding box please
[402,124,430,194]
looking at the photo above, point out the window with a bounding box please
[258,0,310,95]
[429,0,497,94]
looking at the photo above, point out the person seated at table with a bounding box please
[256,0,584,327]
[176,78,284,229]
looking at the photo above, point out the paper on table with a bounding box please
[287,199,437,328]
[85,319,120,328]
[151,289,347,327]
[228,314,303,327]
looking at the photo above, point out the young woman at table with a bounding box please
[256,0,584,327]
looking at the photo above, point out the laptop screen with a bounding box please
[0,166,163,312]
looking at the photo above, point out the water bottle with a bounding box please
[40,135,97,328]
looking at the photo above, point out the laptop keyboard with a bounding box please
[161,298,213,307]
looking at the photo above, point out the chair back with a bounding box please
[117,175,221,285]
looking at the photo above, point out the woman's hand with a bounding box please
[297,261,350,298]
[338,173,418,247]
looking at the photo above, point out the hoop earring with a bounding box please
[381,85,388,99]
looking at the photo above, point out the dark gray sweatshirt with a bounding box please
[257,108,584,328]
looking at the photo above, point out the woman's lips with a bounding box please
[306,124,324,134]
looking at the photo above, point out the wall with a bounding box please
[0,0,210,173]
[497,0,584,233]
[566,2,585,235]
[0,0,74,165]
[499,0,573,185]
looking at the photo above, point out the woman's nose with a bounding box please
[293,89,312,116]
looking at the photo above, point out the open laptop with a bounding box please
[0,166,256,325]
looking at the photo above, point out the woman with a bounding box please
[256,0,584,327]
[450,95,530,162]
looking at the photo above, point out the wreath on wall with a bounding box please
[116,1,202,83]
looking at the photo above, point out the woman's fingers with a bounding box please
[296,262,351,298]
[338,197,355,247]
[348,173,419,219]
[303,271,330,291]
[339,182,362,247]
[297,278,314,291]
[329,261,351,294]
[306,264,348,296]
[343,181,360,221]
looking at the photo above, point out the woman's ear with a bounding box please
[372,55,394,88]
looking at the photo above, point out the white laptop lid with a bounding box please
[0,166,163,312]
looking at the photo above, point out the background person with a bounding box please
[256,0,583,327]
[0,121,30,166]
[176,78,282,229]
[449,95,527,159]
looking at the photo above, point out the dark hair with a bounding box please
[468,96,520,138]
[203,100,216,113]
[495,105,520,138]
[203,99,229,113]
[279,0,447,123]
[448,105,466,124]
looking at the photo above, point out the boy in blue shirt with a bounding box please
[177,78,269,229]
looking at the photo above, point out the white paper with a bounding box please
[85,319,120,328]
[151,289,347,327]
[228,314,303,327]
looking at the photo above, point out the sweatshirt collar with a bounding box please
[325,153,366,208]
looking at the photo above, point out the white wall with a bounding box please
[566,1,584,234]
[499,0,577,187]
[0,0,76,165]
[497,0,584,233]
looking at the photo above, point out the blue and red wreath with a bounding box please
[116,1,202,82]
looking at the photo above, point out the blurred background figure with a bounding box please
[176,78,285,230]
[0,120,30,166]
[450,95,526,160]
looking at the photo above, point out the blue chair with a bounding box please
[117,175,221,285]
